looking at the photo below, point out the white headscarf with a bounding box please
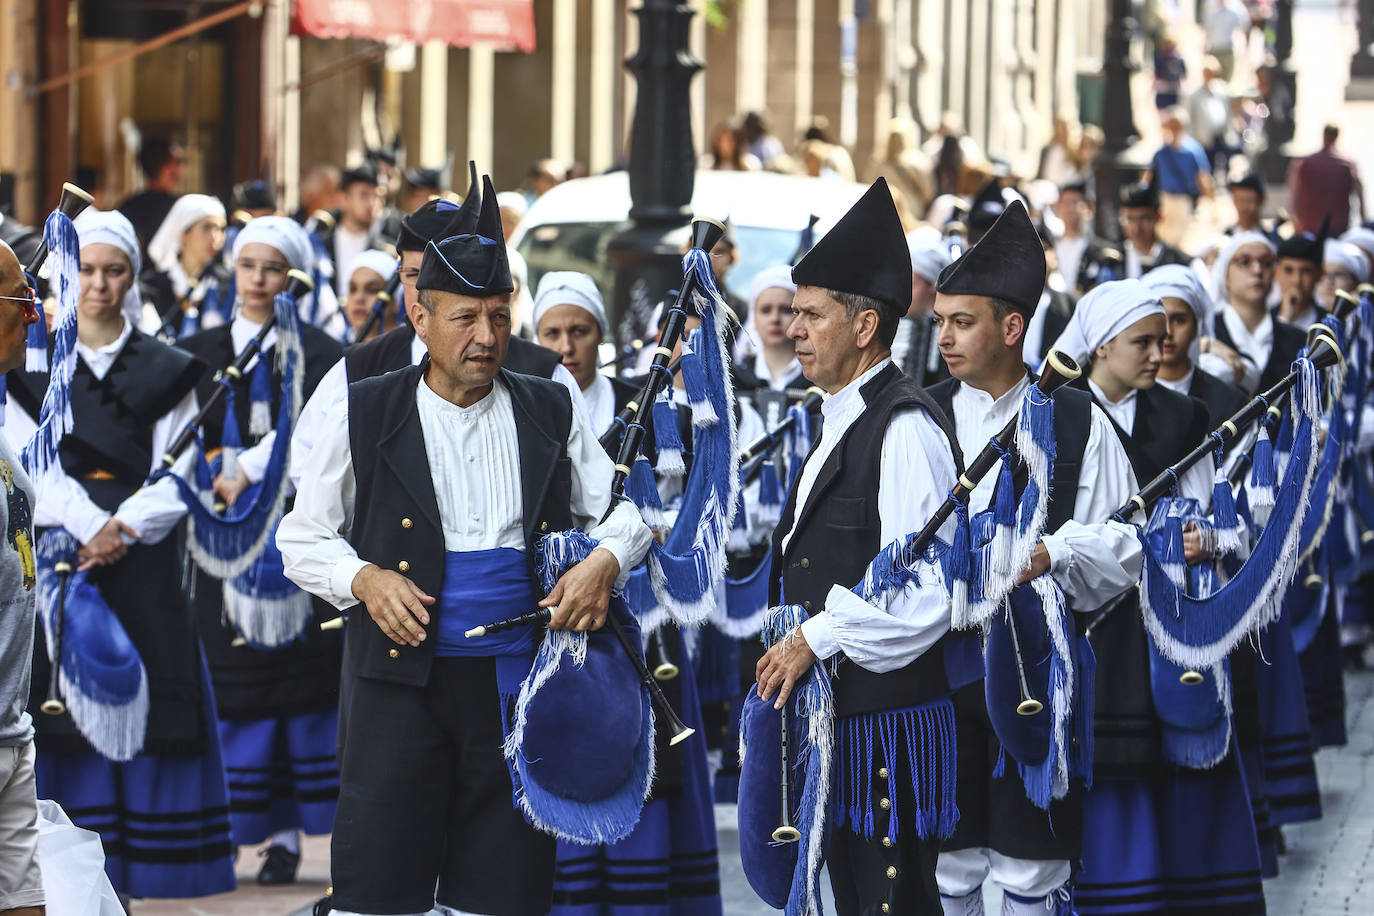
[74,208,144,329]
[1208,230,1276,307]
[231,215,313,273]
[747,265,797,307]
[1144,263,1215,338]
[1325,239,1371,284]
[346,249,398,287]
[146,193,227,276]
[1340,226,1374,263]
[533,271,608,336]
[906,232,952,285]
[1048,278,1164,366]
[507,246,535,334]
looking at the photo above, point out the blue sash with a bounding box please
[436,548,538,657]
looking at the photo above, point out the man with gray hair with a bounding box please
[0,238,44,915]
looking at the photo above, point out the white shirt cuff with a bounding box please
[334,556,371,608]
[1041,533,1071,577]
[593,539,634,590]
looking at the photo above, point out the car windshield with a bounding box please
[517,221,800,319]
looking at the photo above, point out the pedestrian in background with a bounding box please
[1288,123,1366,235]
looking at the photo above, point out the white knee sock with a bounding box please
[266,828,301,854]
[940,889,986,916]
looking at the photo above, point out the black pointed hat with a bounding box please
[341,160,379,190]
[1277,214,1328,265]
[791,177,911,316]
[416,172,512,298]
[935,199,1046,316]
[397,162,480,252]
[1120,182,1160,210]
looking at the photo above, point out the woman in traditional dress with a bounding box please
[176,216,344,885]
[340,249,400,344]
[1052,280,1266,914]
[143,193,232,336]
[4,209,236,902]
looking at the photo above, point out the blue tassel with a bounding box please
[728,488,751,553]
[946,500,973,618]
[1212,467,1238,531]
[25,314,47,372]
[678,345,717,426]
[219,383,243,481]
[179,304,201,338]
[626,456,663,529]
[1250,425,1276,508]
[652,398,685,477]
[21,212,82,480]
[248,358,273,438]
[758,458,783,510]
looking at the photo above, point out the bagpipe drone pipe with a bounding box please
[459,218,734,845]
[148,271,317,648]
[17,183,154,760]
[352,261,404,343]
[737,352,1084,916]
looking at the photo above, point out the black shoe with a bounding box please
[256,844,301,885]
[312,895,332,916]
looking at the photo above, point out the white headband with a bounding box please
[232,215,313,273]
[147,194,226,274]
[747,265,797,306]
[533,270,607,336]
[1049,278,1164,365]
[1325,239,1371,283]
[347,248,398,286]
[75,208,144,328]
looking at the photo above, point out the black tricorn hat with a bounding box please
[397,162,479,252]
[791,177,911,317]
[341,160,379,190]
[935,199,1046,316]
[416,172,512,298]
[1277,215,1328,265]
[968,179,1026,237]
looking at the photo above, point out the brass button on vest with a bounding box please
[398,560,410,572]
[878,767,889,778]
[879,797,891,810]
[800,557,810,568]
[401,517,413,529]
[885,866,896,879]
[540,521,549,532]
[388,648,399,658]
[803,601,812,611]
[882,904,891,913]
[882,836,893,847]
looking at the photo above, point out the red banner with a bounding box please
[291,0,535,53]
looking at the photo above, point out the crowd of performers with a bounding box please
[0,159,1370,916]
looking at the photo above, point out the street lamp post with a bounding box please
[606,0,703,357]
[1260,0,1297,182]
[1093,0,1139,240]
[1349,0,1374,99]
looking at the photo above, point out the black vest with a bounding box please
[1078,381,1211,776]
[768,363,971,719]
[11,333,210,754]
[344,325,564,385]
[1213,313,1309,393]
[1188,369,1249,440]
[176,321,342,452]
[345,364,576,686]
[925,376,1092,538]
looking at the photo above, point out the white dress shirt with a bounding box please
[1218,304,1273,386]
[950,374,1143,613]
[1087,379,1213,507]
[782,359,961,673]
[1055,235,1090,290]
[288,333,586,490]
[3,319,198,546]
[1124,242,1165,280]
[752,351,804,392]
[277,373,651,611]
[582,373,617,434]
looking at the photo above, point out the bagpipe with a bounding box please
[301,209,335,325]
[458,218,741,845]
[738,352,1084,915]
[353,262,403,343]
[22,184,151,760]
[152,271,319,648]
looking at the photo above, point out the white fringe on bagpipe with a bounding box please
[1140,358,1324,670]
[951,382,1056,630]
[637,256,739,628]
[57,666,149,764]
[1034,574,1075,803]
[222,582,312,649]
[21,213,82,480]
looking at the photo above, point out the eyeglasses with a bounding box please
[1231,255,1276,271]
[0,286,39,323]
